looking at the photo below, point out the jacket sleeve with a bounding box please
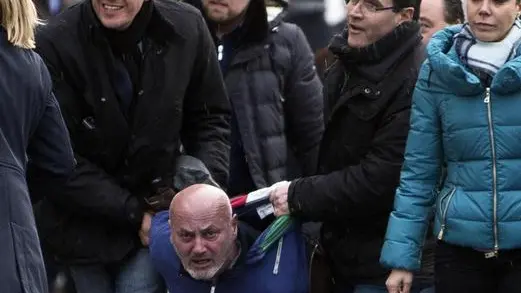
[287,84,414,222]
[380,69,442,271]
[27,61,75,177]
[32,32,144,228]
[284,24,324,176]
[181,13,231,190]
[26,60,75,202]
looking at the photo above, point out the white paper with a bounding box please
[257,203,275,219]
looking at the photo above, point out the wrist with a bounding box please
[287,180,301,215]
[125,196,144,229]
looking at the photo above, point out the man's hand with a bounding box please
[386,269,414,293]
[145,187,176,212]
[269,181,291,217]
[139,212,153,247]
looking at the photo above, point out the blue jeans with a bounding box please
[69,249,164,293]
[335,284,435,293]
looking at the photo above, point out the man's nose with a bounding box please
[192,237,207,254]
[348,1,364,19]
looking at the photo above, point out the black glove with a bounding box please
[144,187,176,212]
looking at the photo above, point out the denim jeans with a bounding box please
[69,249,164,293]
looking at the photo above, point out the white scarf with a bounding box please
[455,20,521,77]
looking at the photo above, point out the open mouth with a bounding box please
[102,3,124,11]
[349,24,364,33]
[191,259,212,267]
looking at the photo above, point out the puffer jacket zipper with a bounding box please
[484,87,499,258]
[437,187,456,240]
[273,236,284,274]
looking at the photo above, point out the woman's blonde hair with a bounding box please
[0,0,41,49]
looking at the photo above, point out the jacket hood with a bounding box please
[425,24,521,95]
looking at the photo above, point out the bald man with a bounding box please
[149,184,309,293]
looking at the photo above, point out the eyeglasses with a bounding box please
[346,0,396,14]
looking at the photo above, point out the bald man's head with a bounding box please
[169,184,238,281]
[169,184,232,222]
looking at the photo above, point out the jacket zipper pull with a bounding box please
[484,87,491,103]
[210,285,216,293]
[217,45,223,62]
[273,236,284,275]
[437,224,445,240]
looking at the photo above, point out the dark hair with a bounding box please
[392,0,421,21]
[443,0,464,24]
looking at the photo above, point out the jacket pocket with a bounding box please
[436,186,456,240]
[10,222,47,293]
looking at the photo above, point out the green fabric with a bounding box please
[260,215,294,252]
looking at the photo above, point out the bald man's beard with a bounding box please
[174,237,237,281]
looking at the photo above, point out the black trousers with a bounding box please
[435,241,521,293]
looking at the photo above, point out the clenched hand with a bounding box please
[269,181,291,217]
[139,212,154,247]
[386,269,414,293]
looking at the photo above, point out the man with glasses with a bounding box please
[269,0,425,292]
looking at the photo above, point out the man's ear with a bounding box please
[396,7,414,24]
[231,214,238,237]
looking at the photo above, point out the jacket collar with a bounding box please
[81,0,187,46]
[325,26,423,121]
[427,24,521,95]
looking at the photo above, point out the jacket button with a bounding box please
[100,97,107,102]
[364,88,371,94]
[138,90,144,96]
[375,90,381,96]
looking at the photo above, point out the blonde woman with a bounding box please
[0,0,75,292]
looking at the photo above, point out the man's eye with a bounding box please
[203,231,218,239]
[364,2,377,10]
[180,233,193,240]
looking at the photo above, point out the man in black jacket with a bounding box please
[270,0,427,291]
[34,0,231,292]
[187,0,323,214]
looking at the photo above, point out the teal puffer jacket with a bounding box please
[380,25,521,271]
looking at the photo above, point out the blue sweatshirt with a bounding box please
[149,211,309,293]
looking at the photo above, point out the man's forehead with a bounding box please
[172,210,227,229]
[421,0,444,11]
[176,222,221,232]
